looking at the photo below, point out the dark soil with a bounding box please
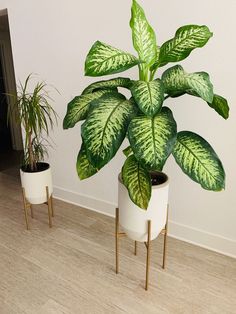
[21,162,49,173]
[150,171,168,186]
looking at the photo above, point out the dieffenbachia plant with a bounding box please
[63,0,229,209]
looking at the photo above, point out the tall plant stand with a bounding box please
[22,186,54,230]
[115,206,168,291]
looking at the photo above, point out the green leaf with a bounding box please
[123,146,133,157]
[186,72,213,103]
[172,131,225,191]
[162,65,214,103]
[63,89,112,129]
[130,79,164,116]
[76,144,98,180]
[208,94,229,119]
[152,25,213,68]
[84,41,140,77]
[128,107,177,170]
[82,77,131,94]
[122,155,151,209]
[130,0,157,66]
[162,66,229,118]
[81,93,137,169]
[161,65,187,96]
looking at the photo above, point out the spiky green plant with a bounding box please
[12,74,57,171]
[63,0,229,209]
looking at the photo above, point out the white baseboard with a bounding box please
[53,186,116,218]
[168,221,236,259]
[53,186,236,259]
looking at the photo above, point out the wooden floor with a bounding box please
[0,170,236,314]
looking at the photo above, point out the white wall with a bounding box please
[1,0,235,257]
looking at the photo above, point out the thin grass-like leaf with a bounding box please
[8,74,58,171]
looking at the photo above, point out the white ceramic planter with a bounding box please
[20,163,53,204]
[118,172,169,242]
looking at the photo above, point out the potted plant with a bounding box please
[11,74,57,205]
[63,0,229,242]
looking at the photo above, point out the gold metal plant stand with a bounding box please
[22,186,54,230]
[115,206,169,291]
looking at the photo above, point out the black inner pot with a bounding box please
[21,162,49,173]
[150,171,168,186]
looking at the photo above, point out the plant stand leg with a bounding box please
[50,195,54,217]
[162,205,169,269]
[145,220,151,291]
[46,186,52,228]
[115,207,119,274]
[134,241,137,256]
[30,205,34,218]
[22,188,30,230]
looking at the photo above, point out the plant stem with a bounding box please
[149,70,155,81]
[139,64,150,82]
[138,64,143,81]
[28,131,34,171]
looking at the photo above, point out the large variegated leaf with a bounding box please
[81,93,137,169]
[128,107,177,170]
[208,94,229,119]
[82,77,131,95]
[76,144,98,180]
[186,72,213,103]
[85,41,140,77]
[63,90,111,129]
[130,79,164,116]
[122,155,151,209]
[161,65,187,96]
[162,66,229,118]
[162,65,213,103]
[172,131,225,191]
[130,0,157,66]
[152,25,212,69]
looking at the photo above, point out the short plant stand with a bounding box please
[115,206,168,291]
[22,186,54,230]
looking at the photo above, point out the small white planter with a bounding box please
[20,162,53,204]
[118,172,169,242]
